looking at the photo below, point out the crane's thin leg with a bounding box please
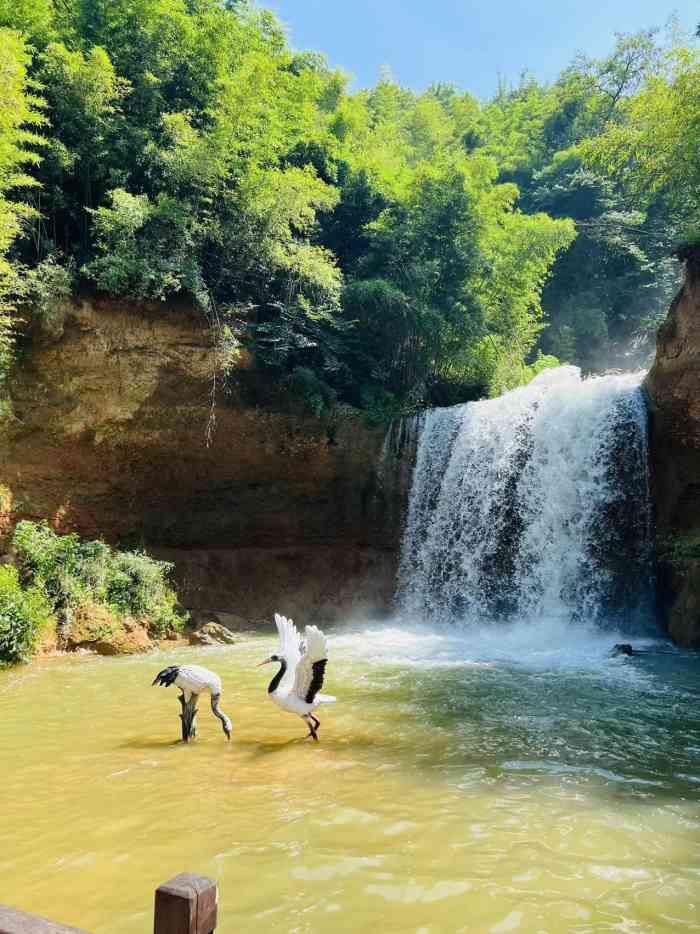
[189,695,198,739]
[180,692,199,742]
[303,715,319,742]
[178,691,187,742]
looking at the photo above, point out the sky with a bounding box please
[264,0,698,98]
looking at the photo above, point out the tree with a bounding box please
[480,31,678,372]
[0,28,45,384]
[34,42,129,256]
[342,165,484,404]
[583,46,700,224]
[0,1,672,418]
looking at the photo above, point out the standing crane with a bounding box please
[258,613,336,741]
[152,665,232,742]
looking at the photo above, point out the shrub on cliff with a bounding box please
[103,551,184,638]
[12,521,186,639]
[0,565,54,665]
[662,534,700,565]
[286,366,337,418]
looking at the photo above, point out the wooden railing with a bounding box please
[0,874,218,934]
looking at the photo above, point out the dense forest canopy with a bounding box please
[0,1,695,417]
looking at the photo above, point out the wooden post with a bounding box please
[154,874,217,934]
[0,905,88,934]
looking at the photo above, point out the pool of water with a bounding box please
[1,621,699,933]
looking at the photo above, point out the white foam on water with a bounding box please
[333,619,665,680]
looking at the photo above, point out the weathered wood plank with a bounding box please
[0,905,88,934]
[154,874,218,934]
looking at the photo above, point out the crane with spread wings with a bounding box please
[258,613,336,741]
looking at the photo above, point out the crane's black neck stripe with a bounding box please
[268,658,287,694]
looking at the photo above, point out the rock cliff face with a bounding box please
[11,286,696,643]
[0,296,409,624]
[645,249,700,648]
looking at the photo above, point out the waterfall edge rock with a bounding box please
[646,247,700,647]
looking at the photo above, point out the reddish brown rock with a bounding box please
[66,605,155,655]
[159,545,397,625]
[0,295,408,624]
[188,622,238,645]
[645,248,700,647]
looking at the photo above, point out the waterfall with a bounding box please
[396,366,654,630]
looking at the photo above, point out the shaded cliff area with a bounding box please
[646,247,700,648]
[0,297,411,625]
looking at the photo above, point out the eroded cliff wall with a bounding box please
[0,297,408,623]
[645,249,700,647]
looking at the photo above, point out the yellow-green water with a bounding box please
[2,625,699,933]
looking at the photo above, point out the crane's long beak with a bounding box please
[257,657,274,667]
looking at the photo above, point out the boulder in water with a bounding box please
[612,643,634,657]
[66,605,155,655]
[189,622,237,645]
[189,610,251,632]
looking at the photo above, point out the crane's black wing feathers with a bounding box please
[152,666,180,687]
[305,658,327,703]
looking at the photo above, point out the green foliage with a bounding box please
[476,210,576,392]
[0,28,45,387]
[358,384,403,425]
[481,31,682,372]
[16,252,73,327]
[31,40,130,257]
[83,189,153,295]
[0,565,53,665]
[12,521,186,638]
[662,534,700,566]
[675,228,700,261]
[84,188,204,300]
[0,5,690,408]
[102,551,184,637]
[0,0,58,49]
[583,46,700,214]
[286,366,337,417]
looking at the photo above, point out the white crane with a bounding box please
[152,665,232,742]
[258,613,336,741]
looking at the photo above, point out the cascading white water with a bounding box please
[397,366,654,629]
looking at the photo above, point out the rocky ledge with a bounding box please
[645,245,700,647]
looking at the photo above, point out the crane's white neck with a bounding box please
[210,694,232,738]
